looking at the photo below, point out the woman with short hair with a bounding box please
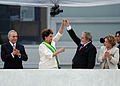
[39,20,65,69]
[97,35,119,69]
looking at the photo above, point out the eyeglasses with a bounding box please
[11,36,18,38]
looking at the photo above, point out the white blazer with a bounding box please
[39,32,62,69]
[97,46,119,69]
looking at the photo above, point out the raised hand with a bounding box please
[64,19,70,27]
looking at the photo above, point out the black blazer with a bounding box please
[117,44,120,69]
[67,29,97,69]
[1,42,28,69]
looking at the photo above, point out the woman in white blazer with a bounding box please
[97,35,119,69]
[39,20,65,69]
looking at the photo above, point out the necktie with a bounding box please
[13,44,15,49]
[79,45,84,51]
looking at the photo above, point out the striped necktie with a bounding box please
[79,45,84,51]
[13,44,16,49]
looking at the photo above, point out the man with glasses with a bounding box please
[1,30,28,69]
[115,31,120,69]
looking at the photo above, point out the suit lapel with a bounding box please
[82,42,91,50]
[16,43,19,50]
[7,42,13,51]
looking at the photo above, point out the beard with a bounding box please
[81,41,84,45]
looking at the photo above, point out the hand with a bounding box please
[12,48,17,56]
[105,51,112,60]
[53,48,65,57]
[102,55,106,61]
[16,49,21,56]
[64,19,70,27]
[59,48,65,52]
[105,51,110,57]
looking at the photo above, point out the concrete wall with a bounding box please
[0,69,120,86]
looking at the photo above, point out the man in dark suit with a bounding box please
[115,31,120,69]
[64,20,97,69]
[1,30,28,69]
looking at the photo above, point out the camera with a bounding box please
[100,38,105,43]
[50,4,63,17]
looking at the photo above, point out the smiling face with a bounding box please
[8,32,18,44]
[80,34,86,45]
[104,35,116,49]
[45,33,53,43]
[104,38,112,48]
[80,33,89,45]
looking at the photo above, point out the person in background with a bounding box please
[97,35,119,69]
[115,31,120,69]
[39,20,65,69]
[64,19,97,69]
[1,30,28,69]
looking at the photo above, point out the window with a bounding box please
[0,5,47,44]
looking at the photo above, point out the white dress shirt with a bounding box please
[10,41,16,58]
[39,32,62,69]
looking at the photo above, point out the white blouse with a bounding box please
[39,32,62,69]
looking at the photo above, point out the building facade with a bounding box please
[0,4,120,68]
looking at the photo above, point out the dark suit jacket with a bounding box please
[118,44,120,69]
[67,29,97,69]
[1,42,28,69]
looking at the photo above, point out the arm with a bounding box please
[109,48,119,65]
[59,20,64,34]
[97,46,105,63]
[20,46,28,61]
[88,46,97,69]
[39,44,64,58]
[64,19,80,46]
[53,20,64,42]
[53,48,64,57]
[67,29,81,46]
[1,45,14,62]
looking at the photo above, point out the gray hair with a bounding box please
[82,32,92,41]
[8,30,17,37]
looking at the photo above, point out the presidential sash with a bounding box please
[42,41,60,69]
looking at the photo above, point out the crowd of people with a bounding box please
[1,19,120,69]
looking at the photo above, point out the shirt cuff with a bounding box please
[66,25,72,31]
[11,53,14,58]
[18,55,21,58]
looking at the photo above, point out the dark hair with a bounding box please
[100,38,105,43]
[115,31,120,37]
[41,29,53,40]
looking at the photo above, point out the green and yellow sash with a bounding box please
[42,41,60,69]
